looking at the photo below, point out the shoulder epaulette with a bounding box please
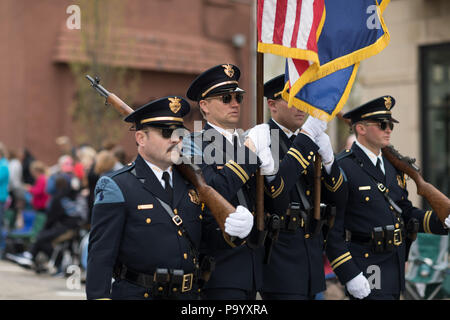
[108,162,136,178]
[336,149,354,162]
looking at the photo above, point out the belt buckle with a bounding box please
[181,273,193,292]
[394,228,402,246]
[172,215,183,226]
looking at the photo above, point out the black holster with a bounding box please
[197,255,215,289]
[263,214,281,264]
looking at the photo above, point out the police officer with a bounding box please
[86,96,253,300]
[184,64,274,300]
[251,75,346,299]
[326,96,450,300]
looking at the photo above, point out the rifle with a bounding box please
[86,75,239,244]
[381,145,450,224]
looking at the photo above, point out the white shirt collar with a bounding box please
[143,159,173,188]
[207,122,240,145]
[355,140,385,174]
[272,119,300,139]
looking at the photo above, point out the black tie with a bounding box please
[376,158,384,176]
[162,171,173,204]
[289,134,296,144]
[233,134,239,154]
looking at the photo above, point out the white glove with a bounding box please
[224,205,254,239]
[315,132,334,174]
[246,124,275,175]
[445,215,450,229]
[346,272,371,299]
[246,124,271,154]
[258,147,275,175]
[301,116,327,141]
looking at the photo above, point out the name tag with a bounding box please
[137,204,154,210]
[358,186,371,191]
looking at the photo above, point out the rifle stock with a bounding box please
[382,145,450,224]
[86,75,239,240]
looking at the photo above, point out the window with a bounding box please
[420,43,450,208]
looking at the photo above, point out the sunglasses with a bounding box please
[206,92,244,104]
[365,120,394,131]
[143,128,177,139]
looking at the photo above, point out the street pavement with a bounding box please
[0,259,86,300]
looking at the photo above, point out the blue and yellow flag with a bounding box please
[282,0,390,121]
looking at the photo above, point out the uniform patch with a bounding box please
[94,176,125,205]
[188,189,200,205]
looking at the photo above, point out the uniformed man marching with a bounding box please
[326,96,450,300]
[86,96,253,300]
[250,75,346,299]
[183,64,273,300]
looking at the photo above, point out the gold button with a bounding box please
[332,177,335,182]
[304,234,310,239]
[390,206,394,210]
[173,208,178,215]
[144,293,149,298]
[178,230,183,236]
[158,286,163,292]
[292,217,297,221]
[281,216,285,220]
[183,253,188,260]
[377,241,382,245]
[271,186,275,192]
[364,253,369,258]
[172,288,178,292]
[395,223,400,228]
[365,197,370,201]
[199,214,203,220]
[306,190,311,196]
[146,218,151,224]
[307,156,312,160]
[310,151,314,155]
[388,240,392,244]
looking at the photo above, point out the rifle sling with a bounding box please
[130,168,200,266]
[349,156,403,217]
[278,136,311,211]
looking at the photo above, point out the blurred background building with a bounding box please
[0,0,449,208]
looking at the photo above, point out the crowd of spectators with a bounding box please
[0,137,129,276]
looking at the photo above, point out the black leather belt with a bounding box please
[115,264,195,294]
[346,227,404,250]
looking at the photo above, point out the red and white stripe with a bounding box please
[257,0,324,55]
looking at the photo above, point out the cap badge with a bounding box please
[168,97,182,114]
[222,64,234,78]
[384,96,392,110]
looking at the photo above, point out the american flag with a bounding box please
[257,0,325,94]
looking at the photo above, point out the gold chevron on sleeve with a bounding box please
[228,160,250,181]
[330,252,352,270]
[287,149,307,169]
[225,162,247,184]
[270,178,285,199]
[324,173,343,192]
[423,210,432,233]
[289,147,310,166]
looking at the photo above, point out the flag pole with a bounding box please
[254,51,265,244]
